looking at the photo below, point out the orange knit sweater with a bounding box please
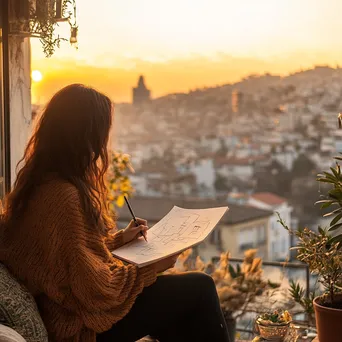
[0,178,157,342]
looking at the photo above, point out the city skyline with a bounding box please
[31,0,342,103]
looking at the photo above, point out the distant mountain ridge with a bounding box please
[151,65,341,103]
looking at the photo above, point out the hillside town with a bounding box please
[3,1,342,341]
[112,66,342,262]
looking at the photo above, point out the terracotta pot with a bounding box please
[313,295,342,342]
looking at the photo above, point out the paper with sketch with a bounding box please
[112,206,229,267]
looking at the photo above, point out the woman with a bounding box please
[0,84,229,342]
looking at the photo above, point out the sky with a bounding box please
[31,0,342,103]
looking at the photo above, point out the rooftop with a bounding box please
[251,192,287,206]
[116,196,272,225]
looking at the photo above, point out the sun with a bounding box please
[32,70,43,82]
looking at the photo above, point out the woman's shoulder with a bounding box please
[25,177,87,235]
[33,177,81,210]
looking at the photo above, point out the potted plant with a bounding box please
[278,206,342,342]
[314,157,342,342]
[255,309,292,340]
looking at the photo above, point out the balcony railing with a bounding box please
[212,256,310,296]
[212,256,312,338]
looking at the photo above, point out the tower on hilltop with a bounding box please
[132,75,151,105]
[231,89,243,121]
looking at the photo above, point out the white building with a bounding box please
[199,135,222,153]
[273,151,297,171]
[248,192,292,261]
[216,157,254,181]
[188,158,215,196]
[321,136,335,153]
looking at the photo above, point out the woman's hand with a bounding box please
[122,218,148,245]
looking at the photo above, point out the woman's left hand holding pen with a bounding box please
[122,218,148,245]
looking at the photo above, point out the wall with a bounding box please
[217,164,253,180]
[273,151,296,171]
[268,203,292,261]
[190,158,215,193]
[130,174,148,195]
[249,198,292,261]
[222,217,270,260]
[200,217,271,261]
[9,37,32,186]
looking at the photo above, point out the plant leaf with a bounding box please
[331,167,339,178]
[323,207,342,217]
[329,223,342,231]
[330,234,342,243]
[321,202,334,209]
[323,172,336,180]
[330,213,342,226]
[236,263,241,275]
[228,264,237,278]
[318,227,325,234]
[318,179,336,184]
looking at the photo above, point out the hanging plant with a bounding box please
[8,0,78,57]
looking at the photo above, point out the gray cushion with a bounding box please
[0,324,26,342]
[0,264,48,342]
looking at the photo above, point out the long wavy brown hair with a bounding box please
[3,84,114,234]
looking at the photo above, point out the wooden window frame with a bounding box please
[0,0,11,198]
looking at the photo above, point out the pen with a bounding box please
[124,196,148,242]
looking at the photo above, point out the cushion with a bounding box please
[0,324,26,342]
[0,264,48,342]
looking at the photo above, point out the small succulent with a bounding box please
[257,310,292,326]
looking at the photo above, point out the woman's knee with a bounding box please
[186,271,216,290]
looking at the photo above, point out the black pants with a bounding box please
[96,272,230,342]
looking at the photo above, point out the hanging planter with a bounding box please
[70,25,78,45]
[8,0,78,57]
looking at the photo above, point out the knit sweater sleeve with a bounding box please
[105,229,125,250]
[62,188,157,329]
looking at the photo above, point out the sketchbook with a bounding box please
[112,206,229,268]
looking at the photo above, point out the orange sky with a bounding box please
[31,0,342,103]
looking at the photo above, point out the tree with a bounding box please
[254,160,292,197]
[214,174,230,192]
[107,152,135,209]
[217,138,228,157]
[292,153,316,178]
[290,176,321,223]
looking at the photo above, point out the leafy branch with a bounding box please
[107,152,135,210]
[277,213,342,305]
[316,155,342,249]
[9,0,78,57]
[289,280,316,325]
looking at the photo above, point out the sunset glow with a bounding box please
[31,70,43,83]
[31,0,342,103]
